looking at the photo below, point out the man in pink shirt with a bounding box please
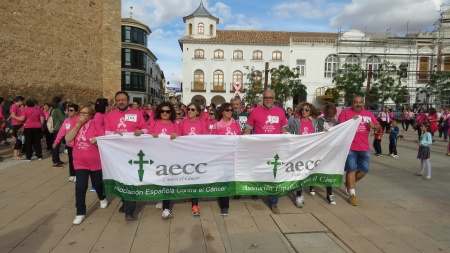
[338,96,380,206]
[105,91,148,221]
[244,90,287,214]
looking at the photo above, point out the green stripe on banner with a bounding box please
[104,173,342,201]
[236,174,343,195]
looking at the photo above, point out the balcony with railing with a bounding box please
[191,82,206,92]
[210,82,226,92]
[315,86,344,100]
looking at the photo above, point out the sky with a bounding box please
[121,0,450,84]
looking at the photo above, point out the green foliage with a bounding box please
[371,61,409,107]
[268,65,307,107]
[242,66,263,105]
[425,71,450,109]
[332,63,366,106]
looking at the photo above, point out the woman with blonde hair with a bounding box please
[65,105,107,225]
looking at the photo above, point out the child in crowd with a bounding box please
[389,119,399,158]
[416,123,433,180]
[373,126,383,156]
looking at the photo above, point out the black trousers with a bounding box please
[373,139,382,154]
[163,200,171,210]
[67,146,75,176]
[218,197,229,209]
[52,130,61,165]
[75,169,105,215]
[380,121,388,133]
[24,128,42,160]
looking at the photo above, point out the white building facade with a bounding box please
[179,2,450,109]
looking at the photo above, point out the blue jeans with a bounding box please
[268,195,278,206]
[344,150,371,173]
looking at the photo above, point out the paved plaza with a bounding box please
[0,130,449,253]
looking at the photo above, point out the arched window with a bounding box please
[253,50,262,60]
[366,55,380,79]
[324,54,339,78]
[232,71,243,91]
[213,70,224,91]
[214,49,224,59]
[198,23,204,34]
[346,54,359,65]
[272,51,282,60]
[194,49,204,58]
[209,24,214,36]
[188,24,192,35]
[233,50,243,59]
[193,70,204,91]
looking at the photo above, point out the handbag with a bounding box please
[18,109,36,135]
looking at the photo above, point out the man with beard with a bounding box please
[231,97,248,133]
[338,96,380,206]
[105,91,148,221]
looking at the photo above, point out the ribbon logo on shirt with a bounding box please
[189,127,197,135]
[225,127,233,135]
[161,128,167,135]
[77,122,90,141]
[118,117,127,128]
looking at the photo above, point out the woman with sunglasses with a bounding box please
[53,104,79,182]
[288,102,317,208]
[175,107,184,123]
[65,105,107,225]
[149,102,179,219]
[207,108,218,133]
[178,102,209,216]
[210,103,242,215]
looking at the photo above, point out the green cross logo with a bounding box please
[128,150,154,182]
[267,154,284,178]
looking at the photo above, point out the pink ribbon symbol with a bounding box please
[225,127,233,135]
[189,127,196,135]
[232,82,243,101]
[118,117,127,128]
[161,128,167,135]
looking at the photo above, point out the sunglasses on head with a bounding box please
[187,108,196,112]
[161,110,171,114]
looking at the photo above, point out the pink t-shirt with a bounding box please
[178,118,209,136]
[73,120,105,171]
[104,107,148,135]
[338,108,379,151]
[10,103,22,126]
[93,112,106,128]
[148,120,180,136]
[211,118,242,135]
[206,118,217,133]
[300,119,314,135]
[246,105,288,134]
[54,116,79,147]
[21,107,42,129]
[0,107,3,121]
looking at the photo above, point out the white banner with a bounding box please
[98,117,360,200]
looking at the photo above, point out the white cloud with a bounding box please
[270,0,341,20]
[329,0,443,33]
[151,29,174,39]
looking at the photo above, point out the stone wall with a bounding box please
[0,0,121,105]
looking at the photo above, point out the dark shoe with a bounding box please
[125,212,134,221]
[52,164,64,168]
[58,161,66,165]
[119,203,125,213]
[220,207,229,216]
[233,195,241,200]
[251,195,258,200]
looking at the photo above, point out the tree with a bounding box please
[372,61,397,107]
[268,65,307,107]
[332,63,366,106]
[425,71,450,109]
[242,66,264,105]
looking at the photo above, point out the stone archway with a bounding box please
[211,95,226,107]
[191,95,206,106]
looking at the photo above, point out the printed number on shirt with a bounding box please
[125,114,137,122]
[266,116,279,124]
[362,116,371,123]
[65,123,71,129]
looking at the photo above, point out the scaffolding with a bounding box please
[315,6,450,109]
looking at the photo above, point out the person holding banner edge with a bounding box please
[65,105,107,225]
[148,102,180,219]
[104,91,148,221]
[244,90,288,214]
[338,96,380,206]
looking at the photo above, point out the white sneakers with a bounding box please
[155,201,163,209]
[73,215,85,225]
[68,176,75,182]
[295,196,305,208]
[162,209,172,219]
[100,199,108,209]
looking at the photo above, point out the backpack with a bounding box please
[47,109,55,133]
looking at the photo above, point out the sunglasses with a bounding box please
[187,108,196,112]
[224,109,232,112]
[161,110,171,114]
[301,108,311,112]
[210,113,215,115]
[68,110,75,112]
